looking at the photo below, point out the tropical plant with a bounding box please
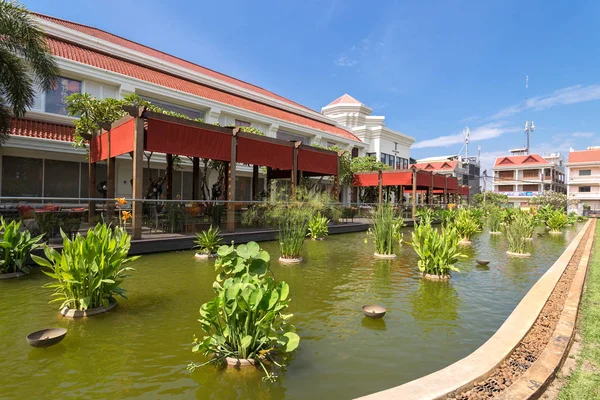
[546,210,569,233]
[453,209,480,242]
[437,208,456,227]
[0,217,44,274]
[469,208,485,230]
[194,225,223,255]
[307,212,329,240]
[505,214,530,255]
[520,211,536,239]
[533,204,555,226]
[0,1,58,144]
[392,217,405,246]
[473,191,509,207]
[415,207,435,225]
[31,224,138,310]
[411,223,466,277]
[367,204,397,255]
[275,205,311,260]
[488,208,504,233]
[529,191,567,211]
[503,207,517,224]
[189,242,299,382]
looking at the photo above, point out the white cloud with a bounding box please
[570,132,595,138]
[412,123,519,149]
[334,55,358,67]
[490,85,600,120]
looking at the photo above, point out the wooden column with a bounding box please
[131,114,145,240]
[443,176,448,207]
[251,165,259,200]
[88,159,96,223]
[411,168,417,220]
[291,142,300,200]
[334,150,342,201]
[226,129,239,232]
[166,154,173,200]
[192,157,200,200]
[378,170,383,206]
[107,156,116,221]
[266,167,272,200]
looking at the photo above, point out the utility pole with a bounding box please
[483,170,487,205]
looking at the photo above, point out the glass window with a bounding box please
[235,176,252,201]
[182,171,196,200]
[523,184,539,191]
[44,159,80,198]
[351,148,359,158]
[326,142,336,148]
[172,171,182,199]
[366,152,376,158]
[276,130,310,144]
[234,119,251,127]
[579,186,591,193]
[2,156,43,197]
[140,96,205,120]
[579,170,592,176]
[45,77,82,115]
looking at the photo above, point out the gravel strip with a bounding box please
[447,225,593,400]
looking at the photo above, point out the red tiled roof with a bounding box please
[35,14,315,113]
[10,118,74,142]
[46,38,361,142]
[411,161,458,171]
[494,154,549,167]
[568,149,600,163]
[326,94,363,107]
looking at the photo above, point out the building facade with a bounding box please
[321,94,415,169]
[566,147,600,213]
[493,153,566,207]
[1,15,415,204]
[414,155,481,197]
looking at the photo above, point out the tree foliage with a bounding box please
[529,191,567,210]
[472,191,509,207]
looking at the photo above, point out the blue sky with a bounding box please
[26,0,600,172]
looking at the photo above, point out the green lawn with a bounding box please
[559,221,600,400]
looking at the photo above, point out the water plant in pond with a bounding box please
[194,225,223,255]
[410,222,466,278]
[488,208,504,233]
[469,208,485,230]
[276,206,310,260]
[392,217,405,246]
[520,211,536,238]
[190,241,299,382]
[547,210,569,233]
[454,209,480,243]
[31,224,138,310]
[0,217,44,274]
[367,204,397,256]
[307,212,329,240]
[534,204,555,226]
[415,207,435,225]
[505,214,530,255]
[437,208,456,228]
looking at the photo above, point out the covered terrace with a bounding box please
[88,106,341,239]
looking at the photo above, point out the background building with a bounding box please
[566,147,600,213]
[414,154,481,197]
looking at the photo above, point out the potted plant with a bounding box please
[307,212,329,240]
[547,210,568,234]
[194,225,223,259]
[454,209,480,245]
[410,222,466,280]
[189,242,300,381]
[0,218,44,279]
[31,223,139,318]
[505,214,531,257]
[367,204,398,259]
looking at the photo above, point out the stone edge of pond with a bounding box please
[497,218,596,400]
[355,219,592,400]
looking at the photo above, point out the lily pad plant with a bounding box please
[194,225,223,259]
[32,223,138,312]
[0,217,44,276]
[189,242,300,382]
[307,212,329,240]
[411,222,466,279]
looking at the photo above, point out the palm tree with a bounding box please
[0,1,57,143]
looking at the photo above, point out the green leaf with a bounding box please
[281,332,300,352]
[240,335,252,349]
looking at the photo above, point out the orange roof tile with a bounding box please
[494,154,549,167]
[36,14,314,112]
[411,161,458,171]
[10,118,74,142]
[568,149,600,163]
[46,38,361,142]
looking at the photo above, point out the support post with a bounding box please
[378,170,383,206]
[226,129,239,232]
[443,175,448,207]
[192,157,200,200]
[166,154,173,200]
[251,165,259,200]
[411,168,417,220]
[132,116,145,240]
[88,160,96,223]
[107,156,116,221]
[266,167,272,200]
[291,142,300,200]
[334,150,343,202]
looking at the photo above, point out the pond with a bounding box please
[0,225,583,400]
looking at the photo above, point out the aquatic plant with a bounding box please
[437,208,456,227]
[547,210,569,233]
[32,224,138,310]
[505,214,530,255]
[415,207,435,225]
[0,217,44,274]
[307,212,330,240]
[275,205,310,260]
[367,204,397,255]
[194,225,223,255]
[411,223,465,277]
[454,209,480,242]
[487,208,504,233]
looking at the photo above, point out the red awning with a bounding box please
[298,147,337,176]
[109,117,135,158]
[237,135,293,170]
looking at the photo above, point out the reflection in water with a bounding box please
[361,316,387,331]
[411,279,460,334]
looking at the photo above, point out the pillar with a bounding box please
[291,142,300,200]
[378,170,383,206]
[411,169,417,220]
[192,157,200,200]
[132,115,145,240]
[226,129,239,232]
[251,164,259,201]
[88,160,96,223]
[166,154,173,200]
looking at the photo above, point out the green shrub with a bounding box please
[505,214,530,254]
[454,209,480,241]
[547,210,568,233]
[415,207,435,225]
[32,224,138,310]
[0,217,44,274]
[437,208,456,227]
[194,225,223,255]
[469,208,485,230]
[307,212,329,240]
[411,223,466,277]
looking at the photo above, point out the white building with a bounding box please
[566,147,600,214]
[321,94,414,169]
[1,15,413,203]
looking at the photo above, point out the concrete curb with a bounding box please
[357,219,592,400]
[497,218,596,400]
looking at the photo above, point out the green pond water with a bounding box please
[0,225,583,400]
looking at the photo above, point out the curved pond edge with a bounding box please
[61,301,118,318]
[357,219,592,400]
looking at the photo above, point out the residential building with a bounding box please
[493,153,566,207]
[566,147,600,213]
[321,94,415,169]
[2,15,413,203]
[414,155,481,197]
